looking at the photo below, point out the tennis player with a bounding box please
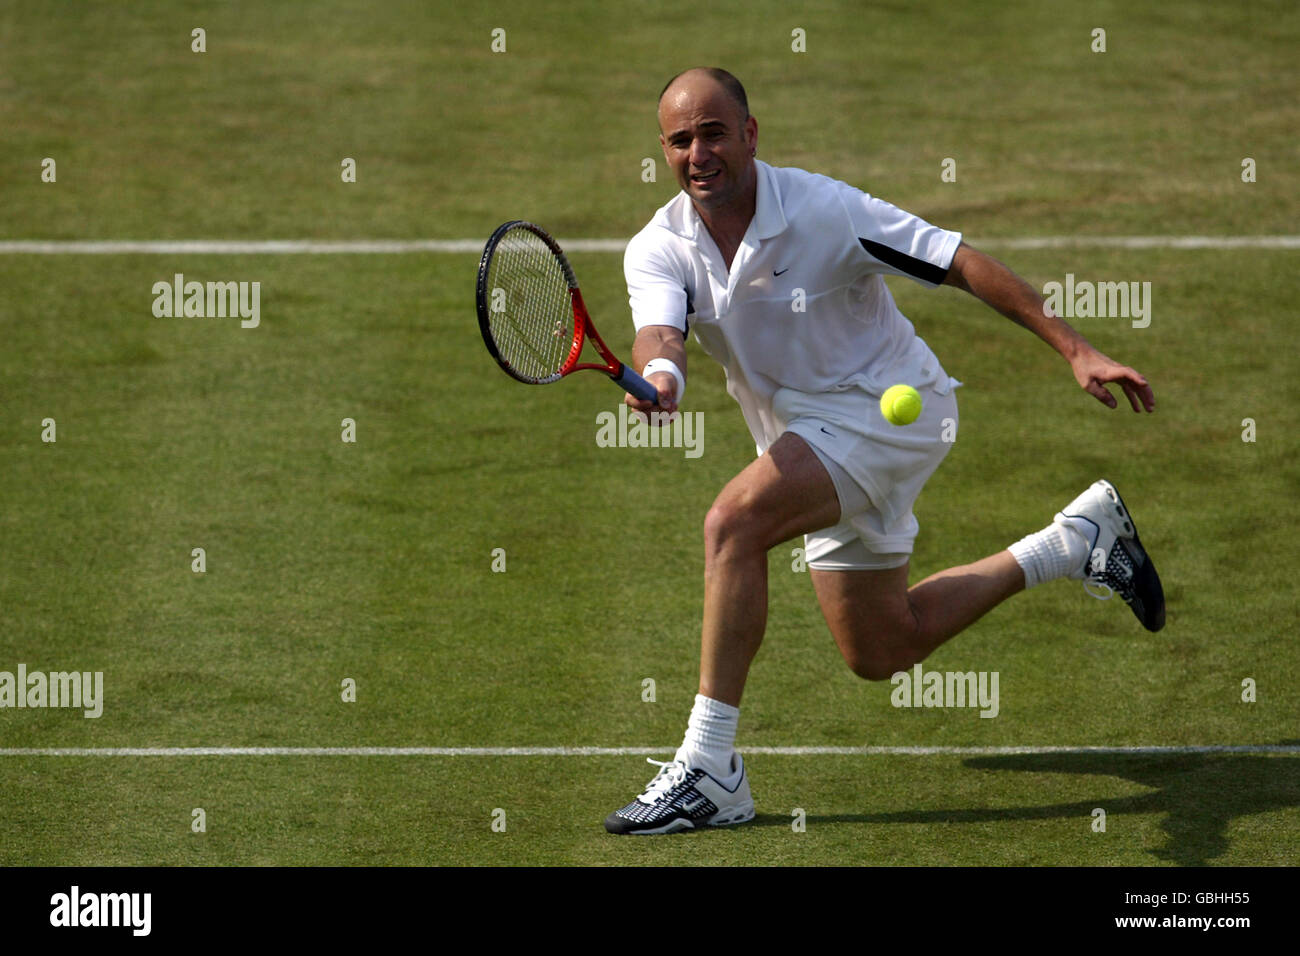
[604,68,1164,834]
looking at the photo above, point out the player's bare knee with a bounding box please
[839,623,921,681]
[703,497,761,559]
[843,651,898,682]
[848,648,920,681]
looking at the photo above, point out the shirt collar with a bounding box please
[750,160,788,240]
[662,159,789,243]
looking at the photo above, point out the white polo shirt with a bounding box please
[625,160,962,454]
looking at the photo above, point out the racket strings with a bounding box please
[486,229,575,381]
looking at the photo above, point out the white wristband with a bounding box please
[641,358,685,402]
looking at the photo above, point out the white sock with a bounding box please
[1008,518,1092,588]
[675,693,739,777]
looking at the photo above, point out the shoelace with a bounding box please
[637,758,688,804]
[1083,547,1113,601]
[1083,580,1113,601]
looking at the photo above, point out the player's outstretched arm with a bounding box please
[627,323,687,417]
[942,242,1155,413]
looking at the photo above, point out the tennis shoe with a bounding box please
[604,752,754,835]
[1055,478,1165,631]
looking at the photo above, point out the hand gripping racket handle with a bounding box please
[611,363,661,403]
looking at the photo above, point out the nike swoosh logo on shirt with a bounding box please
[773,268,789,276]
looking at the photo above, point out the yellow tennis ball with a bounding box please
[880,384,923,426]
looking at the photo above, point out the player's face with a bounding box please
[658,80,757,212]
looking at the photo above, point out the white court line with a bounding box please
[0,236,1297,254]
[0,745,1296,757]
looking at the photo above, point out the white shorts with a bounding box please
[772,378,961,571]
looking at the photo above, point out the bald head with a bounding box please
[658,68,749,129]
[656,68,758,214]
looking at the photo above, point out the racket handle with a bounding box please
[612,364,661,403]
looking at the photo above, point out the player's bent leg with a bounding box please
[698,431,842,706]
[811,477,1167,680]
[811,551,1025,681]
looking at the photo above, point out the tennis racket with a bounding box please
[476,220,659,403]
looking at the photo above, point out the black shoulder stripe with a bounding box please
[859,237,948,285]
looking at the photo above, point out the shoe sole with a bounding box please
[612,806,756,836]
[1100,479,1166,632]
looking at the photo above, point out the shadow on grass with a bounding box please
[747,744,1300,865]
